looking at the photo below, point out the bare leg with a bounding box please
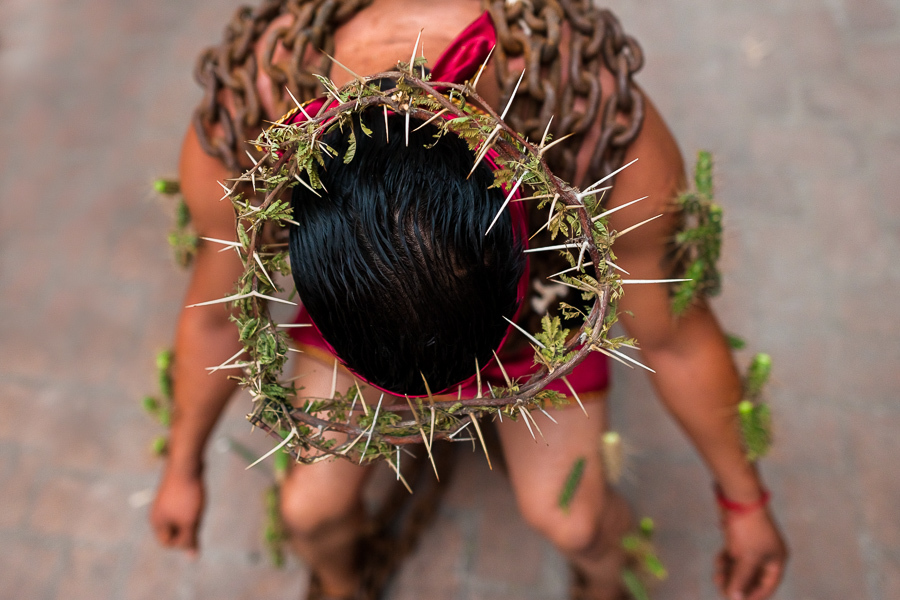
[496,396,631,600]
[279,354,375,598]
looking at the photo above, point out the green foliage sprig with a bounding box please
[621,517,668,600]
[141,349,174,456]
[739,352,773,460]
[206,54,648,471]
[671,151,723,314]
[154,179,198,267]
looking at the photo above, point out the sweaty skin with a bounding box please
[151,1,787,599]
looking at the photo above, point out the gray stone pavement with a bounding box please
[1,0,898,598]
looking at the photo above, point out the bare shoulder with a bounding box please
[178,125,236,237]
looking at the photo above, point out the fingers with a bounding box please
[746,559,785,600]
[152,517,199,555]
[714,551,730,597]
[725,554,759,600]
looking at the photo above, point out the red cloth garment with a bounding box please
[288,11,610,397]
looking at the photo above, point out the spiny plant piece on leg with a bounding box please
[600,431,624,484]
[621,517,668,599]
[558,456,586,513]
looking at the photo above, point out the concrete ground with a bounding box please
[1,0,898,598]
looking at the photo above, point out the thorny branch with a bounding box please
[211,58,647,470]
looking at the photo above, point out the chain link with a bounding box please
[193,0,644,185]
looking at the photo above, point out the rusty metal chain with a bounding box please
[193,0,644,184]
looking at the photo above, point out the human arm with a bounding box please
[149,125,245,554]
[600,96,787,600]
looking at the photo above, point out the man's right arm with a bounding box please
[150,125,245,554]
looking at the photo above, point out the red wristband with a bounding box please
[714,485,770,514]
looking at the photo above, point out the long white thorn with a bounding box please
[548,262,593,279]
[475,357,483,399]
[206,348,247,374]
[538,406,559,424]
[470,415,492,470]
[360,393,383,464]
[594,346,635,370]
[470,45,495,90]
[413,108,448,131]
[583,158,639,193]
[523,407,546,441]
[539,115,554,148]
[576,185,612,200]
[329,359,339,399]
[405,111,410,147]
[385,448,412,493]
[622,278,693,285]
[606,260,629,274]
[615,214,664,239]
[201,236,241,249]
[324,53,365,84]
[294,173,322,197]
[523,242,581,254]
[538,132,574,155]
[502,316,545,348]
[246,429,296,470]
[216,180,233,201]
[285,86,312,121]
[276,323,313,329]
[546,194,559,230]
[492,350,512,388]
[500,69,526,120]
[608,348,656,373]
[561,376,588,417]
[253,252,277,289]
[485,171,527,236]
[469,124,502,178]
[591,195,649,222]
[409,29,423,74]
[519,406,536,441]
[512,193,556,203]
[186,290,297,308]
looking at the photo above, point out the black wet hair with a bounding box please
[288,108,526,395]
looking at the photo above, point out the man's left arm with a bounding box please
[601,94,787,600]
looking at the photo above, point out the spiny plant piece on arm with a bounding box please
[671,150,724,315]
[738,352,774,460]
[153,178,197,267]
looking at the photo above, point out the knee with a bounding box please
[518,488,607,556]
[278,477,361,539]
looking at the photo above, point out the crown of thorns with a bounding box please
[198,48,663,485]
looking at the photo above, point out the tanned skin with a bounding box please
[151,1,787,598]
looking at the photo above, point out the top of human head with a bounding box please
[288,107,526,396]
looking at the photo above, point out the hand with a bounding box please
[714,507,788,600]
[150,469,205,556]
